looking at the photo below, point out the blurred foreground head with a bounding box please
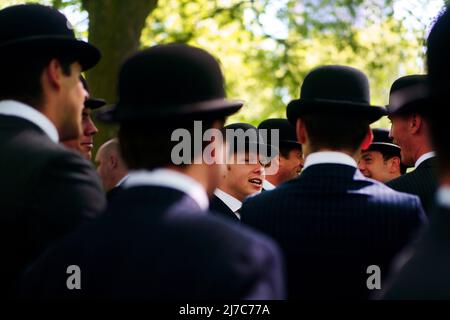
[97,43,243,194]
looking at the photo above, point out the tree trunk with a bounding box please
[81,0,158,149]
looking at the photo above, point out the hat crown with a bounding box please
[0,4,75,45]
[387,74,429,114]
[389,75,427,96]
[117,44,226,110]
[258,118,297,143]
[300,65,370,104]
[372,128,393,144]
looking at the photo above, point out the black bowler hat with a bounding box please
[223,123,278,160]
[386,75,429,115]
[97,43,243,122]
[80,76,107,110]
[0,4,100,71]
[363,128,400,156]
[286,65,386,125]
[257,118,301,150]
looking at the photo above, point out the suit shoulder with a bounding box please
[172,210,280,252]
[386,171,417,188]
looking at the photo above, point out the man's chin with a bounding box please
[79,146,92,160]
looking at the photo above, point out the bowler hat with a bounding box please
[80,76,107,110]
[258,118,301,150]
[363,128,400,155]
[286,65,386,125]
[386,75,429,115]
[97,43,243,122]
[223,123,278,161]
[0,4,100,70]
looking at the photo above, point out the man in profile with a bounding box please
[386,75,438,213]
[0,4,105,297]
[258,118,303,190]
[95,138,129,200]
[62,77,106,160]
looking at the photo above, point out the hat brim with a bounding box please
[85,98,107,110]
[363,142,401,155]
[96,98,244,123]
[386,96,431,115]
[0,36,100,71]
[228,141,279,162]
[287,98,386,125]
[279,140,302,150]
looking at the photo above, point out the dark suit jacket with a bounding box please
[209,194,240,222]
[106,185,123,202]
[240,163,426,299]
[19,186,284,299]
[382,204,450,299]
[0,115,106,297]
[386,157,438,213]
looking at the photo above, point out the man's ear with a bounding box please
[389,156,401,174]
[410,113,422,134]
[296,118,307,144]
[360,126,373,151]
[43,58,64,90]
[109,154,118,169]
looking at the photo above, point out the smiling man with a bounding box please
[210,123,267,221]
[62,76,106,160]
[386,75,438,213]
[358,128,405,183]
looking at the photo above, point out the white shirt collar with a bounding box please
[214,188,242,219]
[0,100,59,143]
[122,169,209,211]
[437,186,450,210]
[415,152,436,168]
[303,151,357,170]
[115,174,129,187]
[263,179,276,191]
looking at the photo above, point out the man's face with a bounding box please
[389,115,414,166]
[62,107,98,160]
[58,62,87,141]
[223,151,265,201]
[279,148,304,181]
[358,150,388,182]
[358,150,400,183]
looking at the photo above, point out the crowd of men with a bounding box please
[0,3,449,300]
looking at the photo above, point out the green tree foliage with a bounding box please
[0,0,444,136]
[142,0,436,128]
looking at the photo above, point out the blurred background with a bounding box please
[1,0,447,154]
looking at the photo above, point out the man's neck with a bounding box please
[413,146,434,164]
[266,175,280,187]
[166,164,213,196]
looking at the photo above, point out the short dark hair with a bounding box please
[300,114,370,153]
[119,117,224,170]
[278,143,301,159]
[0,50,75,108]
